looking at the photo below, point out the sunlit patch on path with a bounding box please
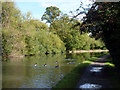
[79,83,102,89]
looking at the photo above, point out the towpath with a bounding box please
[76,54,113,89]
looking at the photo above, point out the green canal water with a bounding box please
[2,52,107,88]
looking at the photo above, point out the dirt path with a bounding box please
[76,54,113,89]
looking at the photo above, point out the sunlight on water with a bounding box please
[2,52,106,88]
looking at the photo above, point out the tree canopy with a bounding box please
[41,6,62,24]
[75,2,120,70]
[50,13,105,50]
[2,2,66,58]
[1,2,106,59]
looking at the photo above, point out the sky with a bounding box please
[13,0,94,21]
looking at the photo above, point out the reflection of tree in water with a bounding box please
[65,52,107,64]
[82,53,90,60]
[3,52,107,88]
[90,52,107,58]
[65,53,90,64]
[2,58,27,88]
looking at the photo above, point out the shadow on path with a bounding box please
[76,54,113,89]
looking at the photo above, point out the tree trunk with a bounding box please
[103,26,120,71]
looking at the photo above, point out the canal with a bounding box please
[2,52,107,88]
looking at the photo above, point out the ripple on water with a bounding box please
[62,59,77,60]
[79,83,102,89]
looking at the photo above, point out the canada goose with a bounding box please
[44,63,47,66]
[56,61,58,63]
[55,65,59,68]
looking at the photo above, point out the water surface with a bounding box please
[2,52,106,88]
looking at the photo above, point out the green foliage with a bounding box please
[29,19,49,31]
[53,53,106,88]
[50,14,106,50]
[1,1,106,59]
[77,2,120,69]
[41,6,62,24]
[2,2,66,58]
[53,63,89,88]
[22,30,66,55]
[2,2,22,28]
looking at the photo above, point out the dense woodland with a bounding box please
[1,2,106,59]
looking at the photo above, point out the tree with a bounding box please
[50,13,104,50]
[2,2,66,58]
[29,19,49,31]
[75,2,120,70]
[41,6,62,24]
[2,2,21,28]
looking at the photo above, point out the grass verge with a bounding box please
[52,56,102,88]
[52,53,108,88]
[52,63,89,88]
[83,57,98,64]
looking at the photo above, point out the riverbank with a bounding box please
[52,54,106,88]
[76,54,120,89]
[3,50,108,59]
[52,63,89,88]
[69,50,109,53]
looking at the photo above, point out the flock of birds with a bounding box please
[34,59,77,68]
[34,61,59,68]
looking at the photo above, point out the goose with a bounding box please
[34,63,37,66]
[44,63,47,66]
[55,65,59,68]
[56,61,58,63]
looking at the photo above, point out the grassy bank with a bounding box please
[52,53,108,88]
[52,63,89,88]
[52,57,102,88]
